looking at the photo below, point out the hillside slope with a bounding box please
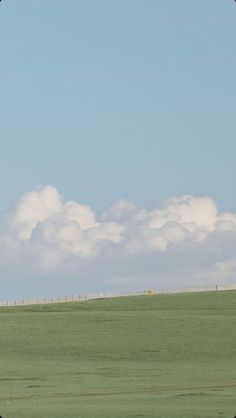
[0,291,235,418]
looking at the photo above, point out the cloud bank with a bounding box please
[0,185,236,296]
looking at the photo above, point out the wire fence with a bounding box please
[0,283,236,307]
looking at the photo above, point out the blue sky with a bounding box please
[0,0,235,211]
[0,1,235,298]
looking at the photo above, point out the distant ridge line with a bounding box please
[1,283,236,307]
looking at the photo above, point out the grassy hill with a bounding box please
[0,290,236,418]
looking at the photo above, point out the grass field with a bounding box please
[0,290,236,418]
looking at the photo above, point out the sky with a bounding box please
[0,1,235,299]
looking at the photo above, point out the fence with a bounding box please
[0,283,236,307]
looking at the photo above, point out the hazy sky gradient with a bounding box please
[0,1,235,298]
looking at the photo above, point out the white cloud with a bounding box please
[6,185,62,242]
[217,212,236,232]
[102,198,137,221]
[0,185,235,295]
[122,195,218,253]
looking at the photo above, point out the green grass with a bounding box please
[0,290,236,418]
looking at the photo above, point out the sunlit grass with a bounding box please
[0,291,235,417]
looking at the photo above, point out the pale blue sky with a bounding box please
[0,1,236,298]
[0,0,235,212]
